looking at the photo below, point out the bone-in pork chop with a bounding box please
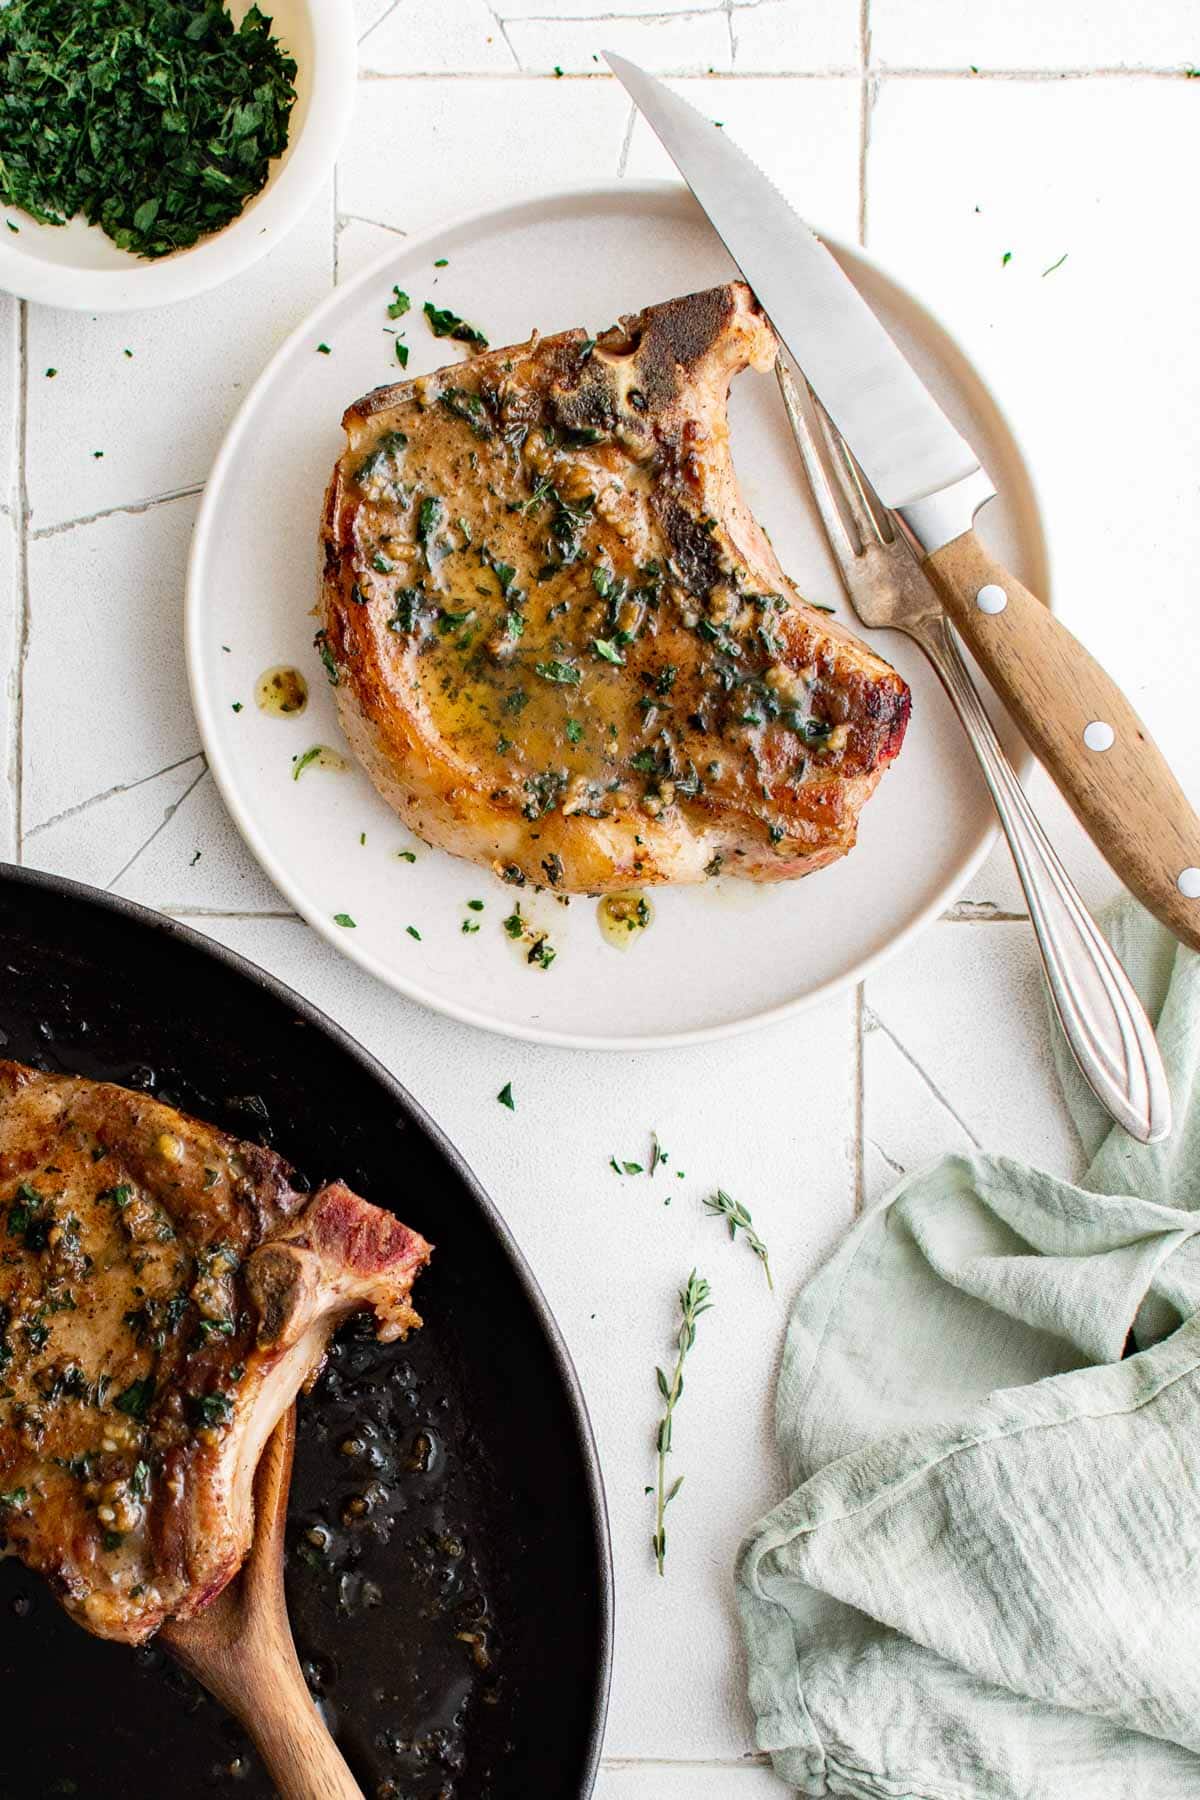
[320,282,910,894]
[0,1060,431,1644]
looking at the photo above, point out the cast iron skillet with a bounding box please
[0,864,612,1800]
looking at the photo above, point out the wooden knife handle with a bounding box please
[923,528,1200,955]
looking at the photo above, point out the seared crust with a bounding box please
[0,1062,431,1644]
[320,282,910,893]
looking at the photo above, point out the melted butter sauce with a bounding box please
[293,744,350,777]
[255,664,309,717]
[597,889,653,949]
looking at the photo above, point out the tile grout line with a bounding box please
[867,64,1200,80]
[616,98,638,177]
[28,482,204,543]
[355,65,1200,83]
[104,759,209,896]
[164,908,300,922]
[12,300,29,864]
[23,751,205,843]
[857,0,873,247]
[866,1005,985,1149]
[331,158,339,287]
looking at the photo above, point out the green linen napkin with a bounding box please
[737,906,1200,1798]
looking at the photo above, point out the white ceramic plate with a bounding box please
[0,0,356,312]
[187,181,1049,1049]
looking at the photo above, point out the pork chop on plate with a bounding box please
[320,281,910,895]
[0,1060,431,1644]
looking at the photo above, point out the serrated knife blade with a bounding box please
[604,51,985,522]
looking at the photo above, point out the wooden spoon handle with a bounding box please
[163,1413,362,1800]
[923,528,1200,954]
[228,1643,362,1800]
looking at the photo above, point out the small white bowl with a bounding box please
[0,0,356,313]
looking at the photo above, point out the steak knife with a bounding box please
[606,52,1200,955]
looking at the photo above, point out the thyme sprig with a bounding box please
[703,1189,773,1290]
[652,1270,712,1576]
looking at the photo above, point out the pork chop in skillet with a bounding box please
[320,281,910,894]
[0,1059,431,1644]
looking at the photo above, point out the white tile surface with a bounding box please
[22,754,205,893]
[499,0,708,15]
[871,0,1199,70]
[863,921,1083,1206]
[625,77,862,235]
[8,25,1200,1788]
[23,495,201,827]
[339,78,631,236]
[358,0,516,74]
[595,1767,781,1797]
[24,186,334,531]
[867,77,1200,820]
[733,0,860,71]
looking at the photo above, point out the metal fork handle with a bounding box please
[911,611,1171,1144]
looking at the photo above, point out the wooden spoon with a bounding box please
[162,1407,361,1799]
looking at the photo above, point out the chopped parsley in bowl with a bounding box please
[0,0,355,310]
[0,0,296,258]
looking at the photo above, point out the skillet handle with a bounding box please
[923,528,1200,955]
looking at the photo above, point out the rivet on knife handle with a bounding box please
[922,529,1200,956]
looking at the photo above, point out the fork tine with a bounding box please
[774,357,858,571]
[817,406,895,550]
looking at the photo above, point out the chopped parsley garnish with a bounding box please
[502,909,524,940]
[395,341,410,368]
[418,494,444,547]
[566,718,583,744]
[387,286,411,319]
[187,1392,233,1428]
[406,925,421,940]
[592,637,625,665]
[114,1375,155,1420]
[497,1082,515,1111]
[439,386,492,438]
[0,0,297,259]
[387,587,423,635]
[292,746,322,781]
[423,302,488,349]
[333,913,356,928]
[396,849,417,863]
[467,898,484,910]
[316,342,331,355]
[313,629,339,686]
[536,659,581,686]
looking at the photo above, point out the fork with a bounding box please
[776,359,1171,1146]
